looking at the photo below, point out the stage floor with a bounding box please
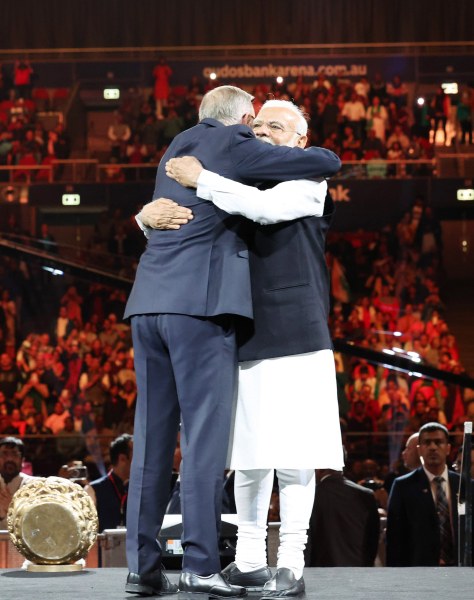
[0,567,473,600]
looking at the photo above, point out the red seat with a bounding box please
[51,88,70,111]
[341,150,357,161]
[363,150,380,160]
[52,88,69,99]
[32,88,50,100]
[171,85,187,98]
[24,99,36,113]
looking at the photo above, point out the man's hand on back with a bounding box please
[138,156,204,231]
[166,156,204,188]
[139,198,193,230]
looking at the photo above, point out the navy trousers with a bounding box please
[126,313,238,575]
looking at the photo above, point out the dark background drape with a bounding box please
[0,0,473,50]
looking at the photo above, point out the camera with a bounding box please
[359,478,384,491]
[60,461,89,485]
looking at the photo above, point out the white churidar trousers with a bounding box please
[234,468,315,579]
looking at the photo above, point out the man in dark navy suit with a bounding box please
[386,422,465,566]
[124,86,341,598]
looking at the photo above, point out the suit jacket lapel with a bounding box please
[414,467,437,514]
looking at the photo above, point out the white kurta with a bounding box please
[197,171,344,471]
[0,472,36,529]
[228,350,344,469]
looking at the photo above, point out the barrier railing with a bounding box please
[96,162,159,183]
[0,430,466,483]
[0,153,472,183]
[0,159,100,183]
[435,153,474,178]
[339,158,436,178]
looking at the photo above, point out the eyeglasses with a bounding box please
[252,120,303,136]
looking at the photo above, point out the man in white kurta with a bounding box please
[0,437,36,528]
[142,100,344,597]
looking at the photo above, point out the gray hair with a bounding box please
[199,85,254,125]
[261,99,308,136]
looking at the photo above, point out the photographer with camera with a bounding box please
[357,458,389,511]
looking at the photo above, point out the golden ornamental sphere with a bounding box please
[7,476,98,566]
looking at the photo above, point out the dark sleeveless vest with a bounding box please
[238,193,334,361]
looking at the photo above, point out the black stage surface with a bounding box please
[0,568,473,600]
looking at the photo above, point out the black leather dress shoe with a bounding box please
[126,569,179,596]
[221,562,272,591]
[261,568,305,597]
[179,572,247,598]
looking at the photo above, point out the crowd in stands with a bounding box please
[0,60,71,183]
[102,71,201,180]
[0,58,473,503]
[327,196,473,483]
[101,68,473,181]
[0,189,472,494]
[0,270,132,479]
[1,58,473,183]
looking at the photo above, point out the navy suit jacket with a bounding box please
[90,471,127,532]
[125,118,340,320]
[386,467,461,566]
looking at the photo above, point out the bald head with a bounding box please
[402,433,421,471]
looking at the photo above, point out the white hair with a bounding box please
[199,85,254,125]
[261,99,308,136]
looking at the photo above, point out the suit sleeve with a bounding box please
[364,492,381,566]
[228,126,341,182]
[386,479,408,566]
